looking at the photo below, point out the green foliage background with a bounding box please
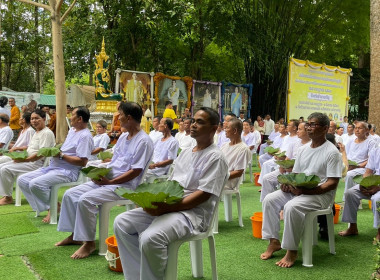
[0,0,370,119]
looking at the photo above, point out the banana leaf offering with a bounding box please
[264,146,280,155]
[353,175,380,188]
[275,151,286,158]
[4,150,28,160]
[55,143,63,149]
[265,140,273,145]
[97,151,113,161]
[348,160,358,166]
[81,166,112,181]
[277,173,321,189]
[275,159,295,169]
[37,147,61,157]
[114,180,184,209]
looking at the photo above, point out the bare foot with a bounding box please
[42,202,61,223]
[260,239,282,260]
[338,227,358,237]
[0,196,13,205]
[55,234,83,246]
[71,242,96,259]
[276,250,298,268]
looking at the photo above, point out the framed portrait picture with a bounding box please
[192,80,221,118]
[154,73,192,117]
[115,69,154,110]
[221,83,253,119]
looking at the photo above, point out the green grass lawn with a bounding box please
[0,168,377,280]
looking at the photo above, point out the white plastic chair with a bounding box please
[98,157,152,256]
[164,174,229,280]
[15,157,51,207]
[214,176,244,233]
[301,205,335,267]
[46,172,86,225]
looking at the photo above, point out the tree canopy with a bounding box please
[0,0,370,119]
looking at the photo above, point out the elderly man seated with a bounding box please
[339,146,380,241]
[0,114,14,149]
[149,116,163,145]
[18,107,94,223]
[55,102,154,259]
[260,112,342,268]
[221,118,251,190]
[113,107,228,280]
[145,118,179,182]
[89,120,110,161]
[0,109,55,205]
[242,120,261,153]
[343,121,377,200]
[217,113,235,148]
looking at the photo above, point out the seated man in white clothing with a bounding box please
[18,107,94,223]
[259,122,280,155]
[242,120,259,153]
[260,122,310,202]
[145,118,179,182]
[259,123,287,167]
[260,112,342,268]
[342,123,356,145]
[149,116,163,145]
[55,102,154,259]
[328,120,343,144]
[0,109,55,206]
[258,120,300,186]
[343,121,376,199]
[89,120,110,161]
[178,118,196,151]
[217,113,235,148]
[0,114,14,149]
[339,147,380,241]
[113,107,228,280]
[175,119,185,142]
[222,118,251,190]
[369,124,380,146]
[0,112,35,164]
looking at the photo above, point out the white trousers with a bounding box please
[0,156,12,164]
[258,158,278,185]
[17,169,72,212]
[57,182,124,241]
[343,168,365,201]
[262,189,334,250]
[114,208,194,280]
[0,160,43,197]
[259,143,268,156]
[259,153,272,168]
[260,169,280,202]
[342,184,380,228]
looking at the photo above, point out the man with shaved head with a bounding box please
[221,118,251,190]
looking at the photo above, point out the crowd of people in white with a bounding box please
[0,99,379,277]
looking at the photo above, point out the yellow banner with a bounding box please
[287,58,351,122]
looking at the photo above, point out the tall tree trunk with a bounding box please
[369,0,380,129]
[34,2,40,92]
[51,14,67,143]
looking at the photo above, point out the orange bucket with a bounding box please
[254,172,261,186]
[369,200,372,209]
[105,235,123,272]
[334,204,341,224]
[253,212,262,219]
[250,213,263,238]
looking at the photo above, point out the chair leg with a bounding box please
[49,186,59,225]
[249,165,253,183]
[164,242,181,280]
[224,193,233,222]
[208,236,218,280]
[15,182,22,206]
[302,214,315,267]
[189,240,203,278]
[326,213,336,254]
[98,203,113,256]
[236,192,243,227]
